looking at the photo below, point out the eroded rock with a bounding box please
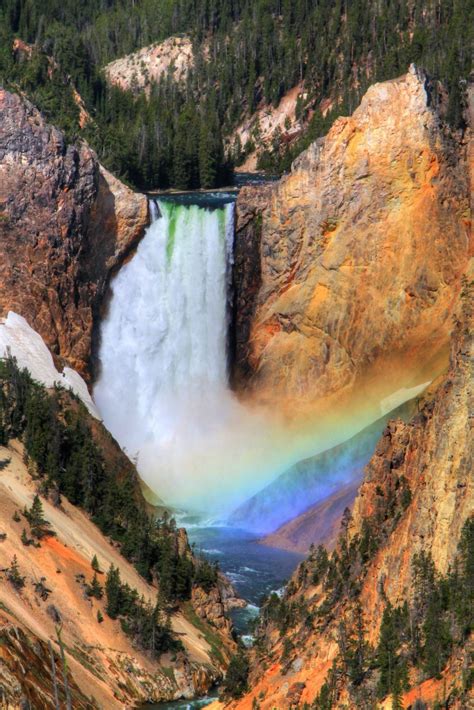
[234,67,471,426]
[0,88,148,380]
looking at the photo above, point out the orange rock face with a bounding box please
[0,89,148,379]
[234,67,472,429]
[213,275,473,710]
[351,274,473,641]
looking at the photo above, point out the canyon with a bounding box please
[0,57,472,710]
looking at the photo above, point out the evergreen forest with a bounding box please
[0,0,471,189]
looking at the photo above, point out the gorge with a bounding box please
[0,42,472,709]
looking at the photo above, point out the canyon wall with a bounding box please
[213,66,474,710]
[0,88,148,379]
[214,269,473,710]
[234,66,472,429]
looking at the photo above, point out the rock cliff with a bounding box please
[0,88,148,379]
[211,272,473,709]
[105,36,194,94]
[233,67,471,434]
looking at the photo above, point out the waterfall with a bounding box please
[95,198,234,403]
[95,197,287,511]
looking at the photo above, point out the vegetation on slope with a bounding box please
[0,356,219,655]
[253,502,473,708]
[309,521,474,709]
[0,0,472,188]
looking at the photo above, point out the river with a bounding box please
[143,521,303,708]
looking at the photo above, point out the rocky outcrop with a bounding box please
[234,67,472,430]
[192,574,246,634]
[211,270,473,709]
[105,36,194,94]
[0,88,148,379]
[192,586,233,633]
[217,574,247,613]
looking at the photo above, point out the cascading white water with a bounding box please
[94,197,293,512]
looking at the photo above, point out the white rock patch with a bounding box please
[380,380,431,416]
[0,311,100,419]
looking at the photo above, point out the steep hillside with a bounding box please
[260,481,360,555]
[0,358,237,706]
[233,68,471,435]
[0,441,232,707]
[210,274,473,709]
[0,0,471,188]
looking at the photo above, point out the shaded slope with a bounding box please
[229,399,417,535]
[260,480,359,554]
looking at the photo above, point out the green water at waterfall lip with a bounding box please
[156,194,230,263]
[149,191,237,211]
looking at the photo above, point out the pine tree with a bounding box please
[25,494,51,539]
[422,587,452,678]
[223,649,250,699]
[346,602,370,686]
[91,554,101,573]
[391,669,403,710]
[377,602,400,698]
[198,119,217,189]
[87,573,103,600]
[7,555,25,589]
[105,564,122,619]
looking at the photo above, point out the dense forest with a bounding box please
[0,0,472,188]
